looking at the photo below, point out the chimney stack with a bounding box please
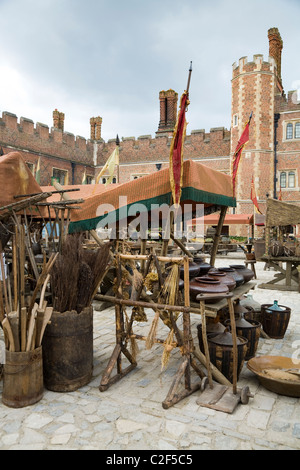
[90,116,102,140]
[53,109,65,131]
[156,89,178,135]
[268,27,283,81]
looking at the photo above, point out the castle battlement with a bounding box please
[232,54,276,78]
[0,111,95,163]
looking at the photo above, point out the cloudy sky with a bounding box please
[0,0,299,142]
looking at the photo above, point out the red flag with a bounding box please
[231,114,252,197]
[250,177,262,214]
[169,91,189,207]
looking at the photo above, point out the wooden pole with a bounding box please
[95,293,215,317]
[200,300,213,388]
[210,206,227,267]
[227,297,238,394]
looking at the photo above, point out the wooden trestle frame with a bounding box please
[97,251,237,408]
[98,253,204,408]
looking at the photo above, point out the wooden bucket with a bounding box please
[207,335,248,382]
[42,306,93,392]
[2,347,43,408]
[261,304,291,339]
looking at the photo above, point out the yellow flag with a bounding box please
[82,168,87,184]
[96,147,119,185]
[35,157,41,184]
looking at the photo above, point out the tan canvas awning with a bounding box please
[266,198,300,227]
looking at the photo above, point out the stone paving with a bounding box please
[0,256,300,450]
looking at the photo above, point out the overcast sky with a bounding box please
[0,0,299,142]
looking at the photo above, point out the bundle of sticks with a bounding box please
[0,227,58,352]
[51,234,112,313]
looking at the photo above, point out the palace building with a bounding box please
[0,27,299,235]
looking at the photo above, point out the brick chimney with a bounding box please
[90,116,102,140]
[268,27,283,81]
[53,109,65,131]
[156,89,178,135]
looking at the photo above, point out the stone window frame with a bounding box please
[100,176,117,184]
[52,167,68,185]
[233,114,238,128]
[283,120,300,141]
[279,170,297,190]
[86,175,94,185]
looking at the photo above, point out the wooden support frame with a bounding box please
[98,253,206,408]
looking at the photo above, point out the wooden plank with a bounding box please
[197,384,241,413]
[190,282,256,313]
[258,283,298,291]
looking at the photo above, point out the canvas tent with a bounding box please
[187,213,254,238]
[61,160,236,233]
[265,198,300,254]
[188,213,253,226]
[0,152,43,209]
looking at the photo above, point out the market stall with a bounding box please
[49,159,259,408]
[259,198,300,291]
[0,152,259,410]
[187,213,254,254]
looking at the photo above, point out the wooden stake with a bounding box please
[227,297,238,394]
[12,230,18,312]
[210,205,227,267]
[200,300,213,388]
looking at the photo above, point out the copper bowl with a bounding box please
[247,355,300,397]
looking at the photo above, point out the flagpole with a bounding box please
[186,61,192,93]
[116,134,120,183]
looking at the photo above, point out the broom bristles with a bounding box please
[145,310,160,349]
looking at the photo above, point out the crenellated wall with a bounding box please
[0,109,231,185]
[0,111,96,185]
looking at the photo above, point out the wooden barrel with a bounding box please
[42,306,93,392]
[207,335,248,382]
[2,347,43,408]
[224,319,261,360]
[261,304,291,339]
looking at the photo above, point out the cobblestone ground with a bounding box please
[0,256,300,450]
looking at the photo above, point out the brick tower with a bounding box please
[230,28,284,229]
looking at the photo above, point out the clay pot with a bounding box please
[229,265,254,283]
[192,258,213,275]
[217,267,244,287]
[189,277,229,301]
[241,295,262,323]
[206,269,236,291]
[233,298,250,318]
[179,261,200,279]
[197,321,226,354]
